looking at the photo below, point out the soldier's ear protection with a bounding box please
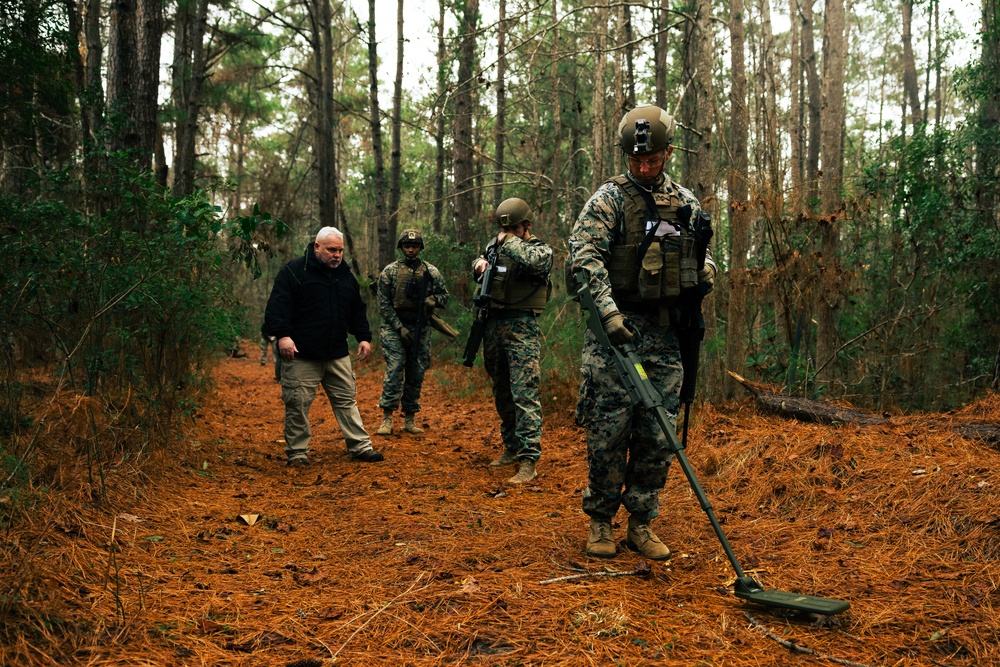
[634,119,651,154]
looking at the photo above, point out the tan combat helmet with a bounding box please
[618,105,676,156]
[495,197,533,227]
[397,228,425,249]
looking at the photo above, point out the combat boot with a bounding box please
[376,411,393,436]
[626,515,671,560]
[507,460,537,485]
[586,518,616,558]
[403,413,424,434]
[490,450,518,467]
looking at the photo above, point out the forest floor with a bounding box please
[2,341,1000,667]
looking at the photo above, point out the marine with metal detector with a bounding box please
[468,198,553,485]
[569,104,717,560]
[375,229,450,436]
[572,270,848,615]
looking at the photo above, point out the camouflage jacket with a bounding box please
[377,258,449,331]
[474,233,554,282]
[570,173,708,319]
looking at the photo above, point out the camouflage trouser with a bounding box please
[483,313,542,462]
[576,311,682,522]
[378,323,432,414]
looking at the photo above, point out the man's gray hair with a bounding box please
[315,226,344,243]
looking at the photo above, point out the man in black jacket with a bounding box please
[263,227,383,465]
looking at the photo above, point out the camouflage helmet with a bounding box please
[618,105,675,156]
[397,228,424,250]
[495,197,533,227]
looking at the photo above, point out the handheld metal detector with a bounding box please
[574,271,849,616]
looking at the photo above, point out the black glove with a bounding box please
[601,311,634,345]
[399,327,413,344]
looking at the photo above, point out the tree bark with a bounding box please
[452,0,480,244]
[726,0,750,401]
[367,0,389,266]
[623,2,635,108]
[801,0,821,212]
[106,0,162,173]
[389,0,404,248]
[172,0,209,197]
[548,0,563,233]
[788,0,803,213]
[692,0,713,202]
[493,0,507,210]
[655,0,668,109]
[901,0,922,131]
[590,2,608,190]
[433,0,447,234]
[816,0,848,384]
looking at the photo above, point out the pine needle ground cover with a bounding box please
[2,345,998,666]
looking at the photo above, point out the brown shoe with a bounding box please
[626,516,671,560]
[403,414,424,434]
[490,450,518,467]
[586,518,616,558]
[376,413,393,436]
[507,460,537,485]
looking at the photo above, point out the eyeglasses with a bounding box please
[627,151,667,169]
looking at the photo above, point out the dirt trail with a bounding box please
[10,346,1000,666]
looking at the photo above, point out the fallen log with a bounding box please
[727,371,886,426]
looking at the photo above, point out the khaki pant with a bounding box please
[279,356,374,458]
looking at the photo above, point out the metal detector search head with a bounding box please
[734,577,850,615]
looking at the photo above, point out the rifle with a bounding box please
[462,243,500,367]
[675,209,714,447]
[572,269,849,616]
[408,267,430,361]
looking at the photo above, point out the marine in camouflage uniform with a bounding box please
[570,105,717,559]
[473,198,553,485]
[376,229,449,435]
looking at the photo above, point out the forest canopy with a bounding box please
[1,0,998,435]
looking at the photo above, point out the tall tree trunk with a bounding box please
[493,0,507,210]
[801,0,821,212]
[691,0,713,201]
[106,0,140,161]
[655,0,668,109]
[623,2,635,108]
[389,0,404,247]
[789,0,804,213]
[547,0,563,232]
[433,0,447,233]
[590,2,608,190]
[83,0,104,141]
[172,0,209,197]
[726,0,751,401]
[367,0,389,266]
[107,0,162,172]
[307,0,337,230]
[816,0,847,384]
[901,0,922,130]
[680,3,696,184]
[452,0,480,244]
[136,0,162,173]
[758,0,782,219]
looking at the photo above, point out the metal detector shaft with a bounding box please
[574,271,849,615]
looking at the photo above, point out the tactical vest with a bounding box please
[489,242,551,315]
[606,175,700,306]
[393,261,428,319]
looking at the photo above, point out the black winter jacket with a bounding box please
[263,245,372,360]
